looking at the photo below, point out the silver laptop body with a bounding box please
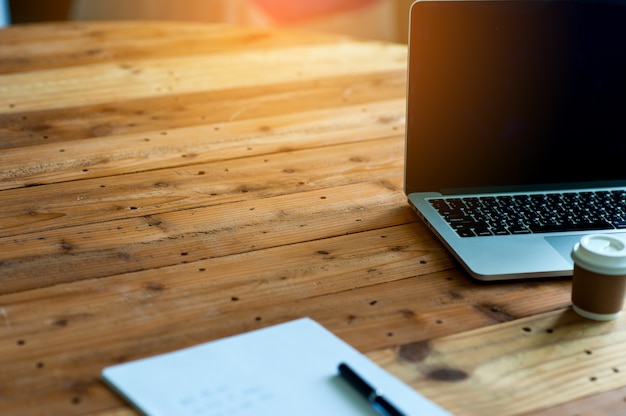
[405,0,626,280]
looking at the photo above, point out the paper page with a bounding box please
[102,318,451,416]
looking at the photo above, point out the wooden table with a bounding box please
[1,21,625,416]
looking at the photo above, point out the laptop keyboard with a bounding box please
[429,190,626,237]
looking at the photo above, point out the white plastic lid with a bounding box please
[571,234,626,275]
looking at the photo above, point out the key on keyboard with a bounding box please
[429,190,626,237]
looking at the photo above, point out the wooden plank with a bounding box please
[0,41,406,114]
[0,136,404,238]
[0,223,571,416]
[0,22,345,74]
[517,385,626,415]
[0,179,413,294]
[0,99,404,190]
[0,71,406,149]
[368,305,626,416]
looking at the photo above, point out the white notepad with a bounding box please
[101,318,451,416]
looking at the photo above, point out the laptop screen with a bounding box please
[405,0,626,195]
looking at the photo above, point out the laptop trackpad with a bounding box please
[544,235,585,265]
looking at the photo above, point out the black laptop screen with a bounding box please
[405,0,626,194]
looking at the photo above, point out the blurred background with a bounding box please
[4,0,412,43]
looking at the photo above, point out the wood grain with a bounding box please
[369,307,626,415]
[0,21,619,416]
[0,72,405,150]
[0,220,572,415]
[0,22,344,74]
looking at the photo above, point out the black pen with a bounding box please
[338,362,406,416]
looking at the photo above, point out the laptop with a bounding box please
[405,0,626,280]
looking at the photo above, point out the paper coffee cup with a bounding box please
[571,234,626,321]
